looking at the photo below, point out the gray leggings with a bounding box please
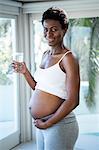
[36,115,79,150]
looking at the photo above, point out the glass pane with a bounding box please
[67,17,99,132]
[67,18,99,149]
[0,18,19,140]
[33,20,49,69]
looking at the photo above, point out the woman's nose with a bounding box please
[46,30,53,38]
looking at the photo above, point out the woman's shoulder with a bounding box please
[62,48,79,67]
[63,48,77,59]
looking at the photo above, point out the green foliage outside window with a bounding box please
[0,19,13,85]
[69,18,99,109]
[86,18,99,109]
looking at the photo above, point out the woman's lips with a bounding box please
[47,39,54,43]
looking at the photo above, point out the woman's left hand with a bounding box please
[34,119,50,129]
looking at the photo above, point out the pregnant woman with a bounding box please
[13,7,80,150]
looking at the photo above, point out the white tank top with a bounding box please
[34,51,72,99]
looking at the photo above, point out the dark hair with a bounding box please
[41,7,69,29]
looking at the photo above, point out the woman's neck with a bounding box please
[50,44,65,55]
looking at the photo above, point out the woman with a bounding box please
[13,7,80,150]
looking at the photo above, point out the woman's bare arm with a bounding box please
[13,61,36,90]
[23,68,36,90]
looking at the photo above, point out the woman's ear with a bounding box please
[63,28,67,36]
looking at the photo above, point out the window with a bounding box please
[0,17,20,150]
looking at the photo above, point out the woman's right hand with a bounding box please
[12,61,28,74]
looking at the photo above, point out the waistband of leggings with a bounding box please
[41,111,76,122]
[65,111,75,118]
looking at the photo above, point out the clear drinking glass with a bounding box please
[6,52,23,74]
[13,52,23,62]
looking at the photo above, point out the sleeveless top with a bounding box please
[34,51,72,99]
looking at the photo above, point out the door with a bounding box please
[0,17,20,150]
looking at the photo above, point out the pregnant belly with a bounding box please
[29,89,63,119]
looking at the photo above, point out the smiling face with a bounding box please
[43,19,66,47]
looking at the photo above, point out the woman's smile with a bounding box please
[47,38,54,42]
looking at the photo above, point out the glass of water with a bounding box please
[7,52,23,74]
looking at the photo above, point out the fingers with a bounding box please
[34,119,41,127]
[12,61,24,73]
[33,119,48,129]
[34,120,39,126]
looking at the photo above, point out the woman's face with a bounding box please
[43,19,66,47]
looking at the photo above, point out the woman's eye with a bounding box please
[51,28,57,32]
[44,28,48,33]
[44,28,57,33]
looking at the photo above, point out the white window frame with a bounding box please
[23,0,99,18]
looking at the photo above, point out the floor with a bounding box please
[11,142,36,150]
[75,133,99,150]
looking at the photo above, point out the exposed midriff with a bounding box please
[29,89,64,119]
